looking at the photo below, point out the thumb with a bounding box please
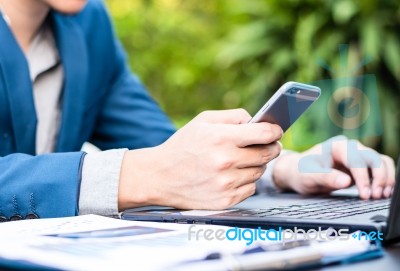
[194,109,251,124]
[312,169,352,190]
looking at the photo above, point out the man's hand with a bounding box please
[118,109,283,211]
[272,136,396,199]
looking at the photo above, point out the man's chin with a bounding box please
[51,0,88,15]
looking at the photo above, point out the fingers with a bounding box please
[235,183,257,203]
[317,169,353,191]
[210,141,280,177]
[382,155,396,198]
[370,156,387,199]
[331,138,394,199]
[193,109,283,147]
[350,168,372,200]
[330,139,369,199]
[217,166,266,191]
[235,142,282,168]
[215,183,257,210]
[230,122,283,147]
[356,146,389,199]
[237,166,267,186]
[210,168,261,209]
[195,109,251,124]
[348,144,393,200]
[296,169,352,195]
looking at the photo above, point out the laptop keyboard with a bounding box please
[225,198,391,220]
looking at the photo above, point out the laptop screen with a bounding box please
[384,156,400,243]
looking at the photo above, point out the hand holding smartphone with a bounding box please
[250,81,321,131]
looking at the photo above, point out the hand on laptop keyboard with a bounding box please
[271,135,395,200]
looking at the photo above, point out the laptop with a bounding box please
[123,156,400,245]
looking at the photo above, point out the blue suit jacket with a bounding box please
[0,0,175,220]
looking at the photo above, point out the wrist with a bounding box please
[118,148,163,211]
[272,152,300,191]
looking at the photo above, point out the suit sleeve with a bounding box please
[0,152,85,219]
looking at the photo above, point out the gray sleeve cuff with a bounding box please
[257,150,294,192]
[78,148,128,217]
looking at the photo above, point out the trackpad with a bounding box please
[370,214,387,223]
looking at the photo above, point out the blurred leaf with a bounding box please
[333,0,359,24]
[383,34,400,80]
[217,37,273,67]
[360,18,381,60]
[229,20,269,42]
[269,47,293,72]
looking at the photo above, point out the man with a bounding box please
[0,0,395,221]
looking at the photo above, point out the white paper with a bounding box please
[0,215,373,271]
[0,215,250,271]
[0,214,136,236]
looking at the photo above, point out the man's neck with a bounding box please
[0,0,50,53]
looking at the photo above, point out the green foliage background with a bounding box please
[106,0,399,158]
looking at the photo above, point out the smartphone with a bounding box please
[249,81,321,131]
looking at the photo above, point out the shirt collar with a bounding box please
[26,20,60,82]
[0,7,11,25]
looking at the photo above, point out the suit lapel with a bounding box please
[52,13,88,152]
[0,16,37,154]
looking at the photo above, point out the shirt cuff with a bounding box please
[257,150,294,193]
[78,148,128,217]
